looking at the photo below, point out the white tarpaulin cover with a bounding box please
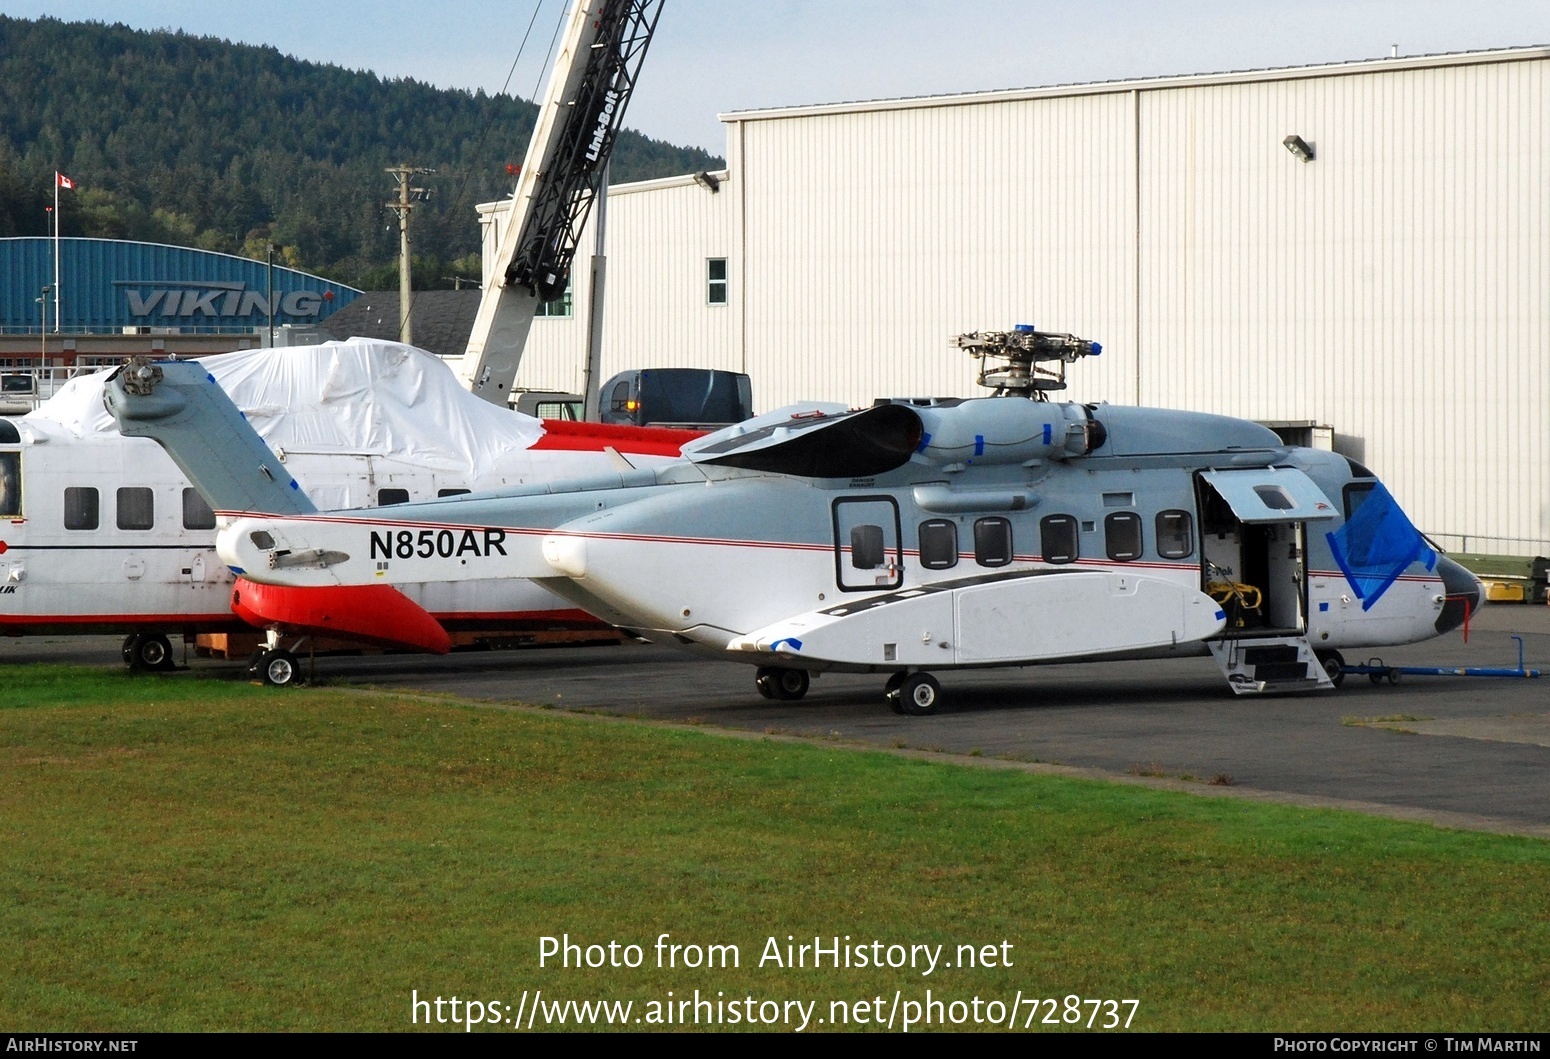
[27,339,546,471]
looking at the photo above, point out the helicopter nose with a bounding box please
[1434,554,1484,634]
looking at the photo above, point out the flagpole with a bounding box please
[52,172,60,333]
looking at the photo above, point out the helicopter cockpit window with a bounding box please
[1155,510,1194,559]
[1104,512,1143,562]
[378,488,410,506]
[182,488,216,531]
[974,517,1013,567]
[918,519,958,570]
[1343,482,1375,520]
[0,452,19,518]
[1040,514,1078,564]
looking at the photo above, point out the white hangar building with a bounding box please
[491,46,1550,555]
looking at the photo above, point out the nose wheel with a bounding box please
[248,647,303,687]
[755,666,809,701]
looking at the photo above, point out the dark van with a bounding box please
[597,368,753,429]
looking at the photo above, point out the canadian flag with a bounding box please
[56,172,74,190]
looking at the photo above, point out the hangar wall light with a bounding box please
[693,171,721,193]
[1283,134,1315,162]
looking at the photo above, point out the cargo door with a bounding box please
[1197,468,1337,636]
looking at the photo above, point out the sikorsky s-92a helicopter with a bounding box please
[107,327,1482,713]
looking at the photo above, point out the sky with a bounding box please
[3,0,1548,154]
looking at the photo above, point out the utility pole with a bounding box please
[385,165,434,345]
[37,285,50,364]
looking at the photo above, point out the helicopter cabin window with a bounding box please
[1040,514,1078,564]
[64,487,98,530]
[974,517,1013,567]
[117,487,154,531]
[0,452,19,518]
[182,488,216,531]
[378,488,410,506]
[1155,510,1194,559]
[1104,512,1143,562]
[437,488,471,498]
[918,519,958,570]
[1253,484,1296,511]
[850,524,886,568]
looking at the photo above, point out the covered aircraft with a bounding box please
[106,328,1483,711]
[0,339,692,677]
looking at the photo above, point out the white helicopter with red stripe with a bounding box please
[107,326,1483,708]
[0,339,693,679]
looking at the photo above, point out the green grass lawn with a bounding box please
[1,665,1546,1032]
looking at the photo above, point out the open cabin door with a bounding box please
[1196,468,1337,637]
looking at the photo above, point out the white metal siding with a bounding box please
[1137,59,1549,550]
[486,49,1550,551]
[736,94,1139,411]
[513,173,739,396]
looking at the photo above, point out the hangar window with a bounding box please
[1040,514,1078,564]
[116,487,154,531]
[707,258,728,305]
[1104,512,1143,562]
[182,488,216,531]
[0,452,19,518]
[974,517,1013,567]
[918,519,958,570]
[64,487,98,531]
[1155,510,1194,559]
[378,488,410,506]
[535,282,572,319]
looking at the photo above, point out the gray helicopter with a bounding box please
[106,327,1482,713]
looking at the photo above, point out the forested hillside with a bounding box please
[0,16,721,286]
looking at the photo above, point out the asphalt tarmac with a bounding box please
[10,604,1550,837]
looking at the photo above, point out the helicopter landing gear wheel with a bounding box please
[126,633,176,672]
[1315,649,1346,689]
[255,648,302,687]
[895,673,942,716]
[755,667,809,701]
[884,672,908,714]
